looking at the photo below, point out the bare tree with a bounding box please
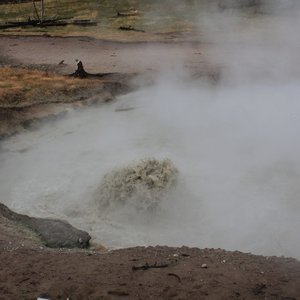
[41,0,44,23]
[32,0,44,23]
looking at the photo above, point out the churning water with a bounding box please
[1,78,300,259]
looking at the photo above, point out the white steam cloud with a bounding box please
[0,1,300,258]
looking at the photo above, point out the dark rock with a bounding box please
[0,202,91,248]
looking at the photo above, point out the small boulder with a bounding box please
[0,202,91,248]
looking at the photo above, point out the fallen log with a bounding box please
[0,19,97,30]
[132,263,169,271]
[0,0,33,3]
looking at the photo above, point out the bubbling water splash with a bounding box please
[94,158,178,213]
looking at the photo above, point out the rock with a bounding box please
[0,202,91,248]
[21,217,91,248]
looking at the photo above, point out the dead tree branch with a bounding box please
[32,0,41,22]
[132,262,169,271]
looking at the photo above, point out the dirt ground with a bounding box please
[1,202,300,299]
[0,35,208,74]
[0,35,215,138]
[2,203,300,300]
[0,35,300,299]
[1,242,300,300]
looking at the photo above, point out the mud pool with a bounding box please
[1,79,300,259]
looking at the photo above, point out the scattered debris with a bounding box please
[119,25,145,32]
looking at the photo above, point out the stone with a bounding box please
[0,202,91,248]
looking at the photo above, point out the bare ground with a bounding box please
[0,35,216,139]
[1,200,300,299]
[1,205,300,299]
[0,35,300,300]
[0,35,208,74]
[1,243,300,300]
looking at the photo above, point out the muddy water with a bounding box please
[1,80,300,259]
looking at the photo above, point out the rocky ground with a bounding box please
[0,35,300,299]
[1,240,300,299]
[1,202,300,300]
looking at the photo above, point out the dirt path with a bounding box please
[0,35,208,75]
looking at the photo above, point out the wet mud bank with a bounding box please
[0,70,135,140]
[0,202,90,248]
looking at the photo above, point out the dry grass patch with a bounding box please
[0,66,102,108]
[0,0,203,42]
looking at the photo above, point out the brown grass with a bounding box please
[0,66,102,108]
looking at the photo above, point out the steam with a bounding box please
[1,1,300,259]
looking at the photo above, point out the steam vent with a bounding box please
[95,158,178,212]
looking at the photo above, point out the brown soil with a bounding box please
[1,207,300,299]
[0,35,300,300]
[0,242,300,300]
[1,202,300,300]
[0,35,209,75]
